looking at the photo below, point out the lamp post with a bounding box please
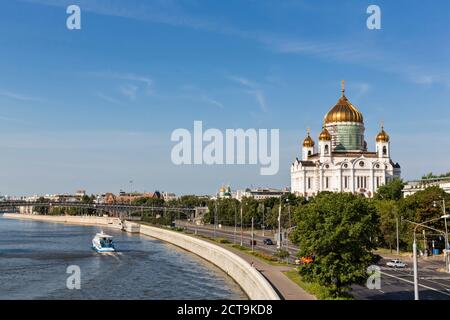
[262,206,265,237]
[433,199,449,272]
[240,204,243,247]
[402,216,445,300]
[251,216,254,252]
[214,201,217,238]
[277,196,282,249]
[234,204,237,244]
[396,216,400,256]
[286,198,292,249]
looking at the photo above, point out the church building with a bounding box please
[291,81,401,198]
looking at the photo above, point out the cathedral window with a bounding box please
[325,177,329,189]
[382,146,387,156]
[307,177,311,189]
[324,145,329,154]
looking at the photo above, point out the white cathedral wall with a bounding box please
[291,156,399,198]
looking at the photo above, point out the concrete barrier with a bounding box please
[139,224,280,300]
[2,213,123,230]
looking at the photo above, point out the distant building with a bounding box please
[162,192,177,202]
[75,190,86,197]
[403,177,450,197]
[235,188,290,201]
[104,191,162,204]
[217,185,232,199]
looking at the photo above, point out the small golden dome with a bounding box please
[318,127,331,141]
[376,126,390,142]
[219,186,225,193]
[303,130,315,147]
[323,81,363,124]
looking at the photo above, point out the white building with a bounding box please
[235,188,290,201]
[291,82,401,198]
[403,177,450,197]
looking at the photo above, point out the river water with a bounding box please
[0,215,247,300]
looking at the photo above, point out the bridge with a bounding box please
[0,201,196,220]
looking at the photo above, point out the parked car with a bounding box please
[263,238,274,245]
[386,259,407,268]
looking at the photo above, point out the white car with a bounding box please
[386,259,407,268]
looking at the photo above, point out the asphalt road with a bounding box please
[177,221,450,300]
[351,257,450,300]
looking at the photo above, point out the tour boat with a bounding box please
[92,231,115,253]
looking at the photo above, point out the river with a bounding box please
[0,215,247,300]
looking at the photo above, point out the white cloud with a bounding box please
[0,90,43,102]
[229,75,268,112]
[95,92,123,105]
[200,95,224,109]
[119,84,138,101]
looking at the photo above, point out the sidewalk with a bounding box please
[214,242,316,300]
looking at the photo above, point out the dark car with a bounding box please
[249,240,257,246]
[263,238,274,245]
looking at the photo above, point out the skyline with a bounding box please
[1,0,450,196]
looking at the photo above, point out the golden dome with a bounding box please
[323,81,363,124]
[303,130,315,147]
[376,126,390,142]
[318,127,331,141]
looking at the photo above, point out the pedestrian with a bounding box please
[250,261,254,268]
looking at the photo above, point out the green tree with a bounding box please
[374,178,405,201]
[398,186,449,250]
[374,200,407,252]
[291,193,380,297]
[33,197,50,215]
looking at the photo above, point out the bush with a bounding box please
[274,249,290,259]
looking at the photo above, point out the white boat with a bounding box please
[92,231,115,253]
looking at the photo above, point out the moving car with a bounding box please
[263,238,274,245]
[295,256,314,265]
[386,259,407,268]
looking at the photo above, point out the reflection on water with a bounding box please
[0,215,247,300]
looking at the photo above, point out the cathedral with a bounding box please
[291,81,401,198]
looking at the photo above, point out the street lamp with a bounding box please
[277,196,282,249]
[434,199,449,272]
[402,216,446,300]
[240,203,243,247]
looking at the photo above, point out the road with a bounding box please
[352,257,450,300]
[175,221,299,261]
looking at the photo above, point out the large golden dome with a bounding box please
[324,81,363,124]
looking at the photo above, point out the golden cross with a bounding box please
[341,80,345,95]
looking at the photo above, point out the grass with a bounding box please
[283,269,354,300]
[374,248,410,257]
[230,244,290,266]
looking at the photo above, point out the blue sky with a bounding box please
[0,0,449,196]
